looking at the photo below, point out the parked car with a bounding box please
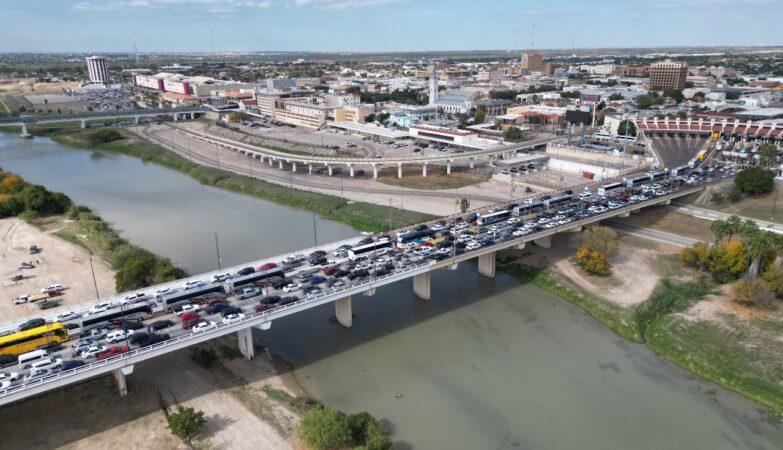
[147,320,174,332]
[222,313,246,324]
[142,333,170,347]
[38,300,59,310]
[40,284,63,294]
[19,318,46,331]
[96,346,129,361]
[29,245,40,254]
[60,360,86,371]
[81,345,108,359]
[191,321,217,333]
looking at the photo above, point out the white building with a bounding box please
[86,56,108,84]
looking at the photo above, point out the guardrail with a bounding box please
[0,107,207,125]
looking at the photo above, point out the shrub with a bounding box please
[575,245,609,275]
[732,278,776,307]
[87,129,123,144]
[634,278,711,338]
[582,226,619,257]
[166,406,206,442]
[297,406,352,450]
[735,167,775,195]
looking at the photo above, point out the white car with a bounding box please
[81,345,108,359]
[466,242,482,251]
[106,329,134,344]
[23,368,54,383]
[282,254,305,264]
[0,372,19,382]
[222,313,246,324]
[89,328,109,340]
[176,304,201,316]
[56,311,79,322]
[0,380,11,390]
[512,230,528,237]
[191,321,217,333]
[87,302,112,315]
[282,283,301,293]
[40,284,64,293]
[236,287,260,300]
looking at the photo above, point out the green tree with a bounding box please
[663,88,685,104]
[364,113,375,123]
[503,126,524,142]
[758,143,778,168]
[616,119,636,138]
[455,113,469,128]
[298,406,352,450]
[735,167,775,195]
[115,252,157,291]
[607,93,624,101]
[459,198,470,213]
[473,105,486,124]
[166,406,206,443]
[710,219,731,244]
[582,226,619,257]
[636,95,654,109]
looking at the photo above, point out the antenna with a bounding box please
[134,36,139,67]
[531,20,535,50]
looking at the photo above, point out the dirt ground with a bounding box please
[0,218,115,322]
[0,339,299,450]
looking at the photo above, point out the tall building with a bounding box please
[86,56,108,84]
[429,64,438,105]
[649,60,688,90]
[520,51,544,73]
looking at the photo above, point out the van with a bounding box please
[30,358,62,371]
[19,350,50,369]
[40,284,63,294]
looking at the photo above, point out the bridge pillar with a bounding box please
[349,165,355,177]
[172,113,179,121]
[237,327,254,360]
[362,288,376,296]
[661,199,671,205]
[279,160,284,169]
[568,226,582,233]
[397,163,403,178]
[20,123,29,137]
[292,162,297,172]
[478,252,496,278]
[533,236,552,248]
[413,271,431,300]
[618,211,630,218]
[469,158,475,169]
[445,263,459,270]
[133,116,139,125]
[335,296,352,328]
[190,112,195,120]
[309,164,313,174]
[328,164,333,176]
[422,163,428,177]
[446,161,452,175]
[515,242,526,250]
[80,119,86,129]
[268,158,274,166]
[373,164,378,179]
[113,365,134,397]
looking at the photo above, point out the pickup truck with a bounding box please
[14,292,55,304]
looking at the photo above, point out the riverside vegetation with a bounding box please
[29,125,436,232]
[0,169,185,292]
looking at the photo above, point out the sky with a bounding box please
[1,0,781,53]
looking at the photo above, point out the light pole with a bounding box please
[89,257,100,299]
[214,233,222,270]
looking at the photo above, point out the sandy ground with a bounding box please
[0,218,115,321]
[0,339,299,450]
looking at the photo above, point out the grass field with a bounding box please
[619,207,715,241]
[703,183,783,225]
[377,166,489,191]
[37,127,436,232]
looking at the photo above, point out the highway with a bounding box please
[0,171,713,406]
[603,220,700,248]
[0,106,206,126]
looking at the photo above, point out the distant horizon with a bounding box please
[2,0,782,53]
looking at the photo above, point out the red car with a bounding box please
[255,303,271,313]
[182,317,201,330]
[258,262,278,271]
[96,345,129,361]
[323,265,340,276]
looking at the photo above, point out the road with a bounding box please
[669,203,783,235]
[604,220,699,248]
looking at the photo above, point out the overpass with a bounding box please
[176,126,558,178]
[0,107,207,137]
[637,116,783,140]
[0,179,709,407]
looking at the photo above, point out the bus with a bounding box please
[158,282,226,312]
[228,267,285,290]
[626,174,651,188]
[650,169,669,181]
[397,229,435,245]
[543,194,572,209]
[597,182,625,197]
[0,323,70,356]
[513,201,544,217]
[477,210,511,226]
[80,303,154,331]
[348,239,393,260]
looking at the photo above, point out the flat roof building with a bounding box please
[649,60,688,90]
[86,56,108,84]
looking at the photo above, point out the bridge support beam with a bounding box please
[618,211,630,218]
[190,112,195,120]
[20,123,29,137]
[278,160,284,169]
[80,120,86,129]
[413,272,431,300]
[309,164,313,174]
[398,163,403,178]
[133,116,139,125]
[113,365,134,397]
[661,199,671,205]
[362,288,376,296]
[373,164,378,179]
[349,165,354,177]
[569,226,582,233]
[478,252,496,278]
[172,113,179,121]
[533,236,552,248]
[515,242,526,250]
[237,327,255,360]
[422,163,428,177]
[469,158,475,169]
[446,161,452,175]
[328,165,333,176]
[292,162,297,172]
[335,296,352,328]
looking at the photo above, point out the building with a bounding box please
[409,124,480,146]
[429,64,438,106]
[86,56,108,84]
[435,90,475,114]
[649,60,688,90]
[520,51,544,73]
[475,98,513,116]
[132,72,252,98]
[613,65,649,77]
[385,105,437,127]
[267,78,297,91]
[334,104,375,123]
[507,105,566,125]
[273,97,336,128]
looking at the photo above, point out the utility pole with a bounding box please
[312,213,318,246]
[214,232,222,269]
[89,257,100,299]
[389,198,393,230]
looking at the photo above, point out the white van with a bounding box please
[30,358,62,371]
[40,284,63,293]
[19,350,49,369]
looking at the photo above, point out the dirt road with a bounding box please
[0,218,115,321]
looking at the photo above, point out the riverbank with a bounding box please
[498,226,783,416]
[26,125,436,232]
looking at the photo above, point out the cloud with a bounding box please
[71,0,272,13]
[293,0,405,9]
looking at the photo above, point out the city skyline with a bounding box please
[1,0,782,53]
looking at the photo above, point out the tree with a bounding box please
[711,192,725,205]
[762,266,783,297]
[758,143,778,168]
[459,198,470,213]
[503,126,524,142]
[115,252,157,291]
[473,105,486,124]
[680,242,712,272]
[456,113,469,128]
[297,406,352,450]
[735,167,775,195]
[710,219,731,244]
[228,111,250,123]
[636,95,654,109]
[707,240,748,282]
[582,226,619,257]
[616,119,636,138]
[575,245,609,275]
[364,113,376,123]
[663,88,685,104]
[167,406,206,443]
[608,93,624,101]
[732,278,776,307]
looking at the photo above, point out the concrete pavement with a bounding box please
[604,220,700,248]
[669,203,783,235]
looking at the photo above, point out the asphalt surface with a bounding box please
[603,220,699,248]
[649,136,708,168]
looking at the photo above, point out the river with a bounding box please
[2,133,782,449]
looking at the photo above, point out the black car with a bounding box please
[334,269,350,278]
[36,343,63,353]
[273,278,293,290]
[309,256,327,266]
[19,318,46,331]
[120,321,145,332]
[280,296,299,305]
[129,332,150,346]
[348,269,369,280]
[60,360,86,371]
[221,306,243,317]
[237,267,255,276]
[142,333,170,347]
[261,295,281,305]
[147,320,174,332]
[374,268,392,277]
[206,302,230,314]
[357,237,373,245]
[0,354,17,367]
[64,323,80,330]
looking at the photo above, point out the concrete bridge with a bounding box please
[177,126,558,179]
[0,182,705,407]
[0,107,206,137]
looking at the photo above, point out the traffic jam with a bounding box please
[0,164,725,394]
